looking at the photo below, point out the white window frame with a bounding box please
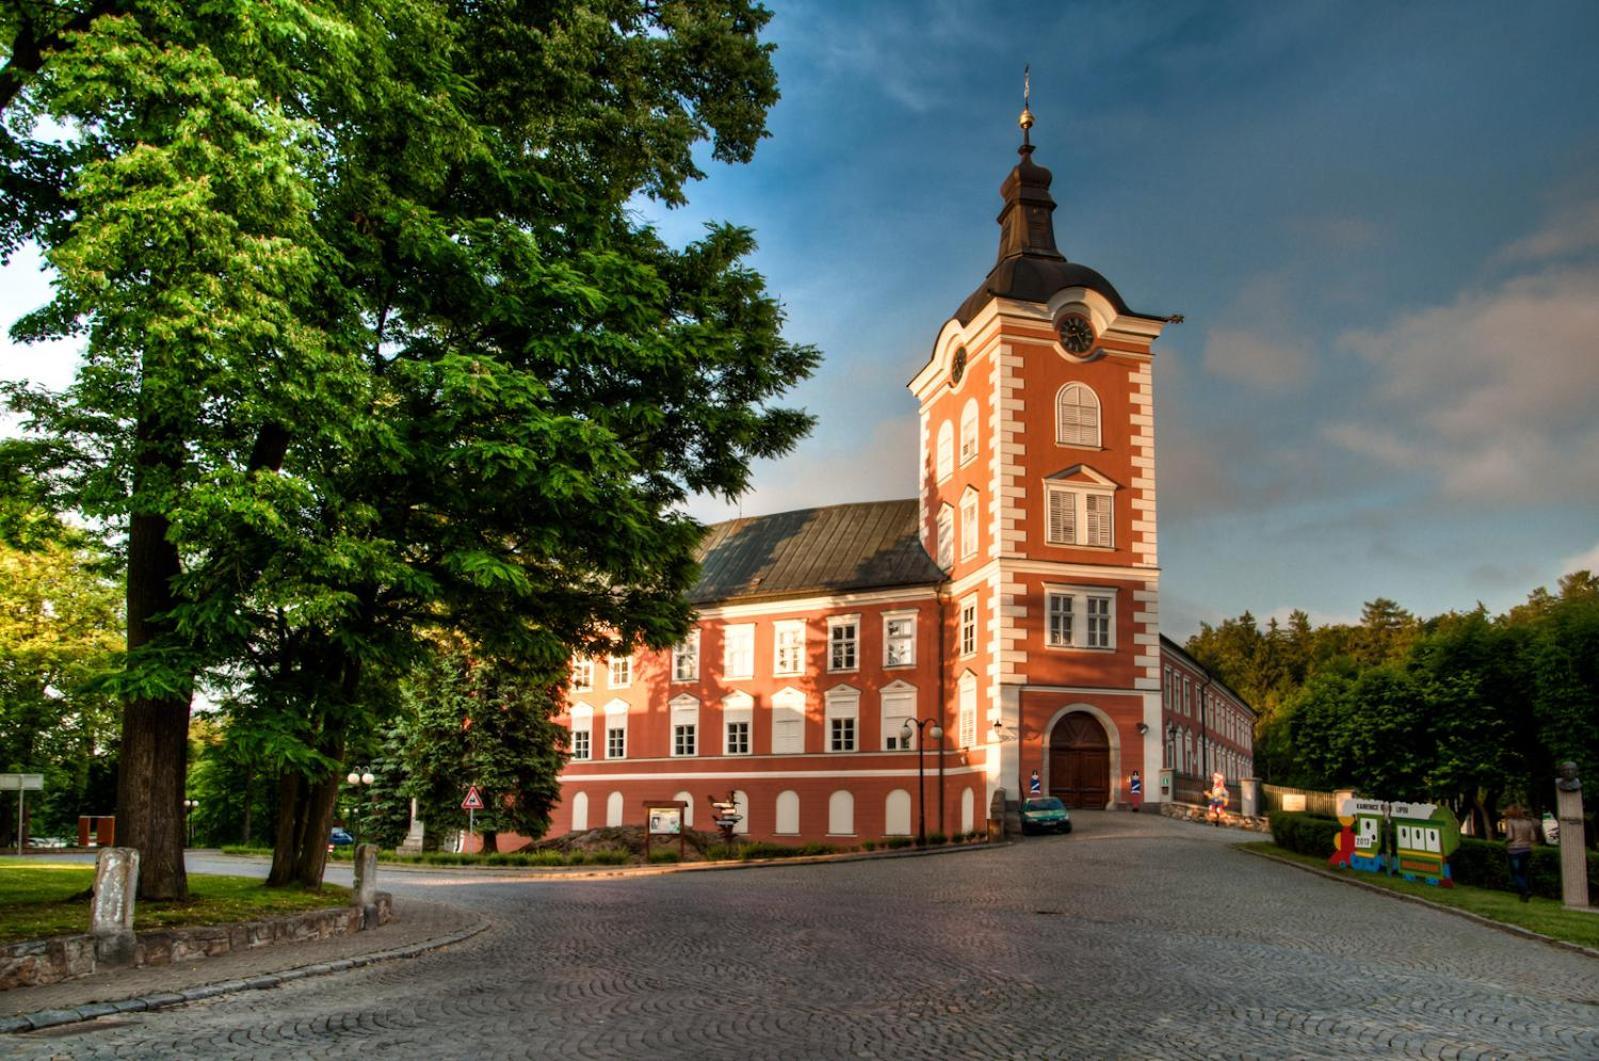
[959,487,979,561]
[957,671,977,749]
[773,619,806,677]
[669,695,699,758]
[722,691,753,756]
[723,623,755,681]
[827,614,859,673]
[825,686,860,753]
[881,681,916,751]
[959,594,978,658]
[1055,382,1102,448]
[936,420,954,482]
[772,687,806,755]
[1044,586,1117,651]
[607,654,632,689]
[604,700,629,759]
[959,398,979,465]
[570,659,594,693]
[883,610,917,669]
[672,631,700,683]
[1044,482,1114,548]
[936,503,954,570]
[569,703,594,761]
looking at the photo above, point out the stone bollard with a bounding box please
[92,847,140,965]
[1555,762,1589,909]
[1240,778,1261,819]
[352,842,380,929]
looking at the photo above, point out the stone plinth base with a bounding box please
[1160,801,1270,832]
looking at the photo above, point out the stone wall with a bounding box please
[1,893,392,991]
[1160,801,1270,832]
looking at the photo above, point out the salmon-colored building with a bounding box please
[543,126,1255,845]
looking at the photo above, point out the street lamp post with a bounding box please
[183,799,199,847]
[346,769,375,846]
[899,717,945,845]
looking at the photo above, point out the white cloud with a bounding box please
[1327,256,1599,502]
[1564,541,1599,578]
[1498,200,1599,265]
[1200,274,1312,391]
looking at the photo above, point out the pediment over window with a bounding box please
[1045,464,1120,489]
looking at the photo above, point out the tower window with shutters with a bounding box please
[1056,383,1101,447]
[1045,483,1113,547]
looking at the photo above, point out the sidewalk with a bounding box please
[2,897,485,1025]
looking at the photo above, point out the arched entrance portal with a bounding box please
[1048,712,1110,808]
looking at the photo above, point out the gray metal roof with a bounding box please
[690,500,944,605]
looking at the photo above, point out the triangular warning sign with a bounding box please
[461,785,485,810]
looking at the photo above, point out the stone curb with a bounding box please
[0,918,490,1035]
[217,839,1011,881]
[1238,845,1599,962]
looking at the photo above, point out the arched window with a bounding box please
[673,790,695,828]
[571,792,589,832]
[936,503,954,570]
[884,790,912,836]
[732,789,750,835]
[606,790,624,827]
[1056,383,1101,447]
[775,790,800,835]
[936,420,954,482]
[828,790,855,835]
[959,399,979,465]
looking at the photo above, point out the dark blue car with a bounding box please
[328,827,355,847]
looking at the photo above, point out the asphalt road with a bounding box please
[11,813,1599,1058]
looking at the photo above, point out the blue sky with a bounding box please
[5,1,1599,638]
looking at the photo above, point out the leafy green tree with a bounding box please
[5,1,811,894]
[0,535,121,840]
[398,639,567,854]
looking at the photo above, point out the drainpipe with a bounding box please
[1199,674,1213,781]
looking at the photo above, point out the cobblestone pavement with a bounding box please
[11,812,1599,1058]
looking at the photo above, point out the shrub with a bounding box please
[647,850,681,864]
[796,843,835,857]
[928,832,948,846]
[1269,811,1341,858]
[884,837,914,850]
[861,840,877,851]
[704,844,737,861]
[587,848,629,865]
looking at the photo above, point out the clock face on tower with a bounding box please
[950,347,967,385]
[1060,314,1095,355]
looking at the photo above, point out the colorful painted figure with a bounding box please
[1388,801,1461,887]
[1206,772,1229,826]
[1330,796,1389,873]
[1129,770,1143,813]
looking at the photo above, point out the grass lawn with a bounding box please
[0,859,351,945]
[1238,841,1599,951]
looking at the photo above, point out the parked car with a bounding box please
[1021,796,1072,835]
[328,827,355,848]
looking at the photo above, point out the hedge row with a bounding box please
[1270,811,1598,901]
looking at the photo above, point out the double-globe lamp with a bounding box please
[899,718,944,845]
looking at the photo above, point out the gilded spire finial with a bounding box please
[1018,65,1035,150]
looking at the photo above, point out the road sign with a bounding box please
[0,773,44,791]
[461,785,485,810]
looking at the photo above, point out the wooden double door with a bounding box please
[1048,712,1110,809]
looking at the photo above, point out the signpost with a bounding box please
[643,800,689,862]
[708,792,742,849]
[1,773,44,855]
[462,785,485,844]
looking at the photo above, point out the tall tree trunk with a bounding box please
[241,768,253,846]
[117,508,191,901]
[288,770,342,887]
[267,772,306,886]
[480,829,498,855]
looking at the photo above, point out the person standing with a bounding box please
[1503,805,1538,902]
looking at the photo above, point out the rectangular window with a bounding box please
[774,620,805,676]
[1045,484,1114,548]
[608,655,631,688]
[882,690,915,750]
[884,614,916,668]
[672,633,699,682]
[571,660,594,692]
[1047,592,1074,647]
[1086,595,1112,648]
[571,730,591,761]
[960,491,978,560]
[1183,677,1191,716]
[959,596,978,657]
[723,624,755,680]
[958,679,977,749]
[725,720,750,756]
[830,717,856,753]
[936,505,954,569]
[673,724,696,757]
[828,618,858,671]
[606,727,626,759]
[1045,588,1115,650]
